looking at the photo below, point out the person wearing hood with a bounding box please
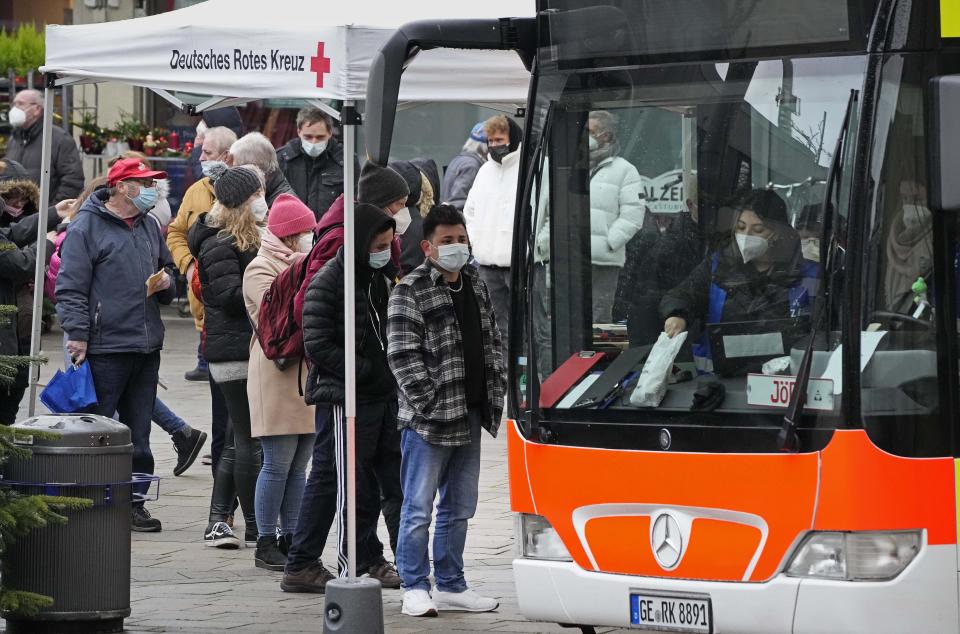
[280,161,408,594]
[189,166,265,550]
[4,89,85,203]
[55,158,177,532]
[441,123,487,210]
[244,193,317,571]
[660,189,809,372]
[277,107,358,219]
[229,132,294,207]
[297,203,402,589]
[389,159,441,275]
[0,190,65,424]
[586,110,645,322]
[463,115,523,345]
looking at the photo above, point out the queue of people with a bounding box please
[0,101,517,617]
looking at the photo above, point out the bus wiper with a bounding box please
[778,89,858,452]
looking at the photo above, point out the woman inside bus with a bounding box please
[660,188,815,370]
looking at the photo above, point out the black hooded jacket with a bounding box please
[302,203,397,404]
[188,213,258,362]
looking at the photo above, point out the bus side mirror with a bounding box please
[928,75,960,212]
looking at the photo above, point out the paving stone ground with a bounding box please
[14,307,630,634]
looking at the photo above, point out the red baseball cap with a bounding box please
[107,158,167,186]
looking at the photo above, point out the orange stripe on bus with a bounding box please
[814,430,956,545]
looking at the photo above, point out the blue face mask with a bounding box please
[368,248,391,269]
[127,183,158,213]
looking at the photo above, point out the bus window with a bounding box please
[859,53,959,458]
[526,55,865,431]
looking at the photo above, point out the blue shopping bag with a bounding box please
[39,361,98,414]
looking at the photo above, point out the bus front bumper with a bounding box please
[513,545,958,633]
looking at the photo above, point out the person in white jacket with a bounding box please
[587,110,645,322]
[463,115,523,345]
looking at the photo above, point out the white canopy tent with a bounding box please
[33,0,531,581]
[42,0,529,103]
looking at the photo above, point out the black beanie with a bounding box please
[358,161,410,209]
[214,166,262,208]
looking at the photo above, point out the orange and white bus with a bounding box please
[366,1,960,631]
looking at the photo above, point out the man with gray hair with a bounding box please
[229,132,293,206]
[440,122,487,210]
[4,89,84,203]
[277,107,356,219]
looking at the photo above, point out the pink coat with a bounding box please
[44,229,67,301]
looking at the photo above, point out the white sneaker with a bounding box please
[433,588,499,612]
[401,589,438,617]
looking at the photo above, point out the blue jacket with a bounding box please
[55,190,175,354]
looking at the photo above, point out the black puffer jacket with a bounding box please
[659,231,804,330]
[188,214,258,362]
[302,203,397,404]
[621,213,703,345]
[277,137,351,219]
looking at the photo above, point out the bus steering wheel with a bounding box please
[867,311,933,332]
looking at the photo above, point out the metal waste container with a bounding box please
[2,414,146,634]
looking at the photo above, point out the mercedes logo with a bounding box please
[651,513,683,569]
[658,428,671,450]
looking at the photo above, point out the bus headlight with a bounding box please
[785,531,921,581]
[516,513,573,561]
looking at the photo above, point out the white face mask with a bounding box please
[901,203,931,230]
[301,138,327,158]
[736,233,769,264]
[433,243,471,272]
[393,207,412,235]
[8,107,26,129]
[297,233,313,253]
[801,237,820,262]
[201,160,225,178]
[588,136,599,152]
[251,196,268,221]
[368,247,392,269]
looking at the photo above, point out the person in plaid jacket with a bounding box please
[386,203,506,617]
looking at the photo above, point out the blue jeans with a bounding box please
[285,406,337,572]
[397,408,482,593]
[153,397,188,435]
[86,351,161,505]
[255,433,313,538]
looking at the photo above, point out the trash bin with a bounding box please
[2,414,153,634]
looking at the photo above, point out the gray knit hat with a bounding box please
[213,166,262,208]
[358,161,410,209]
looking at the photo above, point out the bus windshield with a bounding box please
[524,55,868,428]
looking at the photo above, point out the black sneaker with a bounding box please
[184,366,209,382]
[131,506,162,532]
[204,521,240,549]
[255,536,287,571]
[244,525,258,548]
[277,533,293,556]
[172,427,207,476]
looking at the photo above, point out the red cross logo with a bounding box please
[310,42,331,88]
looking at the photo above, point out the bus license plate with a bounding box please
[630,593,711,633]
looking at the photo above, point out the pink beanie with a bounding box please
[268,193,316,238]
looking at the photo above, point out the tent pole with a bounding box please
[27,79,56,417]
[342,99,358,580]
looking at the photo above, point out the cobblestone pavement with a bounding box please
[15,308,629,634]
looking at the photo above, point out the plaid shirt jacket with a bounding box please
[386,260,506,446]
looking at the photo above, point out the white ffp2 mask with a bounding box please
[736,233,769,264]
